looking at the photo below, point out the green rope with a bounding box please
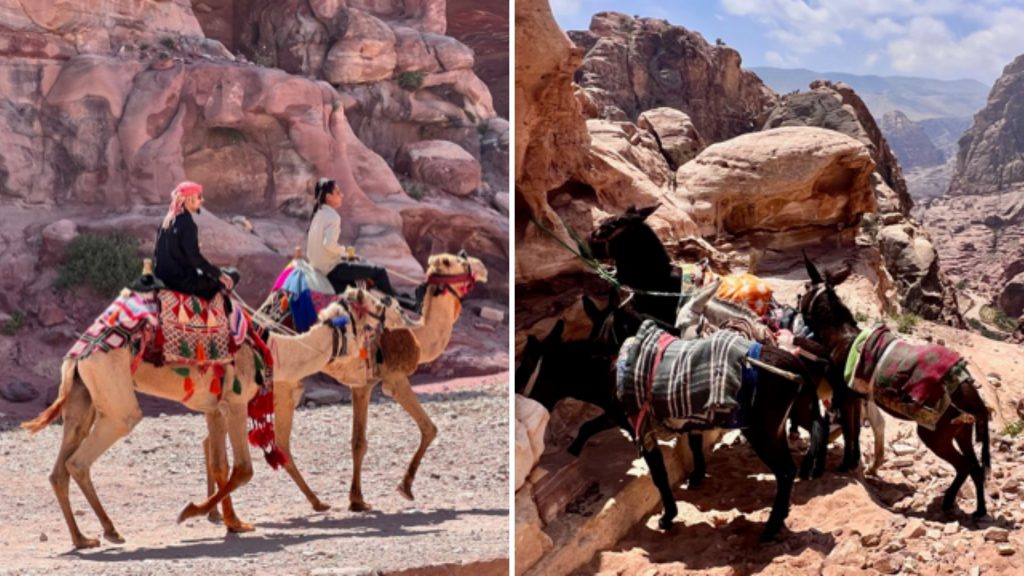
[528,214,686,299]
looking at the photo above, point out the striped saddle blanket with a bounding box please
[68,290,160,361]
[617,320,761,434]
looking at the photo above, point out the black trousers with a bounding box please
[327,261,397,296]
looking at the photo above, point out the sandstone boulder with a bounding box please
[637,107,706,169]
[673,126,877,247]
[515,485,553,575]
[396,140,481,196]
[323,10,397,85]
[423,33,475,72]
[515,394,549,490]
[41,220,79,265]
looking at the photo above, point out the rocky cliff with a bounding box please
[568,13,776,144]
[880,110,945,170]
[922,54,1024,318]
[0,0,509,391]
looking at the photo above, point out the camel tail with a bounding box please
[21,359,76,434]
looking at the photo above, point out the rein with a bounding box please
[426,270,476,300]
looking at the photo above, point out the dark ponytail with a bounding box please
[309,178,337,230]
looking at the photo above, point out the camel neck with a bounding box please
[414,290,461,363]
[268,324,334,382]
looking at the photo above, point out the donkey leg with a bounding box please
[837,394,863,473]
[568,413,616,457]
[687,433,706,488]
[641,442,678,530]
[953,423,987,518]
[51,381,99,549]
[864,401,886,474]
[746,429,797,542]
[918,424,969,513]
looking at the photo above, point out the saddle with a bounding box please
[677,263,773,317]
[158,290,234,366]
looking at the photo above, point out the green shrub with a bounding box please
[464,109,477,124]
[402,179,426,201]
[57,233,141,297]
[159,36,176,50]
[956,278,967,290]
[209,126,247,145]
[895,312,920,334]
[967,317,1008,341]
[855,310,869,323]
[397,71,425,91]
[980,305,1017,332]
[1004,419,1024,438]
[2,310,25,336]
[477,122,488,136]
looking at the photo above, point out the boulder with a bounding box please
[0,381,39,403]
[323,10,397,85]
[41,220,79,265]
[673,126,877,247]
[1000,272,1024,318]
[515,485,553,575]
[637,107,706,169]
[515,394,549,490]
[396,140,481,196]
[423,33,475,71]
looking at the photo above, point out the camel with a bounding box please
[230,251,488,513]
[22,292,382,549]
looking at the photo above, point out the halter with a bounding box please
[426,260,476,301]
[329,320,348,360]
[803,284,829,325]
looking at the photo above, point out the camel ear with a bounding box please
[582,296,602,324]
[803,250,823,285]
[457,248,468,259]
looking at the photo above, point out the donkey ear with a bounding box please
[803,250,823,285]
[544,319,565,345]
[457,248,469,259]
[636,203,660,221]
[582,296,601,324]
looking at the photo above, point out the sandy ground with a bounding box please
[0,381,509,575]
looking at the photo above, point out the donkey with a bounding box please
[801,255,991,518]
[524,299,825,541]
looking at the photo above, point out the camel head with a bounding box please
[425,251,488,298]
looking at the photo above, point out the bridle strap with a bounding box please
[426,267,476,301]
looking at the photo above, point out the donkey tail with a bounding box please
[21,359,76,434]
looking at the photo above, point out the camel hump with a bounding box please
[379,329,420,375]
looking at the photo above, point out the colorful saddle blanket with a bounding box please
[159,290,233,366]
[267,259,336,332]
[67,290,160,361]
[617,320,760,435]
[853,325,968,430]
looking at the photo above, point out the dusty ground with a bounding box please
[0,380,509,575]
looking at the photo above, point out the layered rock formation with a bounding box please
[922,54,1024,316]
[880,110,945,170]
[568,13,777,143]
[0,0,508,387]
[763,81,962,325]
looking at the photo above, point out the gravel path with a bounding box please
[0,382,509,575]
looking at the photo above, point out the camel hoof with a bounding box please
[74,536,100,549]
[398,481,415,501]
[178,503,203,524]
[312,501,331,512]
[207,510,223,524]
[349,500,373,512]
[103,530,124,544]
[226,521,255,533]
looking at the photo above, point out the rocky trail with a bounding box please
[0,380,509,575]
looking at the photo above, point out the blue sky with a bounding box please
[550,0,1024,83]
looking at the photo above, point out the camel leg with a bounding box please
[64,392,142,546]
[51,379,99,549]
[384,374,437,502]
[349,386,373,511]
[275,380,330,512]
[204,410,251,529]
[202,434,223,524]
[178,401,254,526]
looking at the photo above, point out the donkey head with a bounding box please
[588,204,659,260]
[799,253,857,338]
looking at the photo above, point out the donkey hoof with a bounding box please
[688,475,705,489]
[103,530,124,544]
[658,515,675,530]
[972,508,988,520]
[312,501,331,512]
[177,503,202,523]
[349,500,373,512]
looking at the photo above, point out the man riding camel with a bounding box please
[154,181,239,300]
[306,178,416,310]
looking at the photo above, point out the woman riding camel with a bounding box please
[154,181,239,299]
[306,178,415,309]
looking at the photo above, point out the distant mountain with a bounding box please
[749,67,989,121]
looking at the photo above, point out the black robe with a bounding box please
[154,211,223,300]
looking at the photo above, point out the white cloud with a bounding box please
[864,52,880,68]
[765,50,791,66]
[862,17,906,41]
[550,0,584,17]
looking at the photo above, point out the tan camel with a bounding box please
[23,296,379,549]
[221,252,488,513]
